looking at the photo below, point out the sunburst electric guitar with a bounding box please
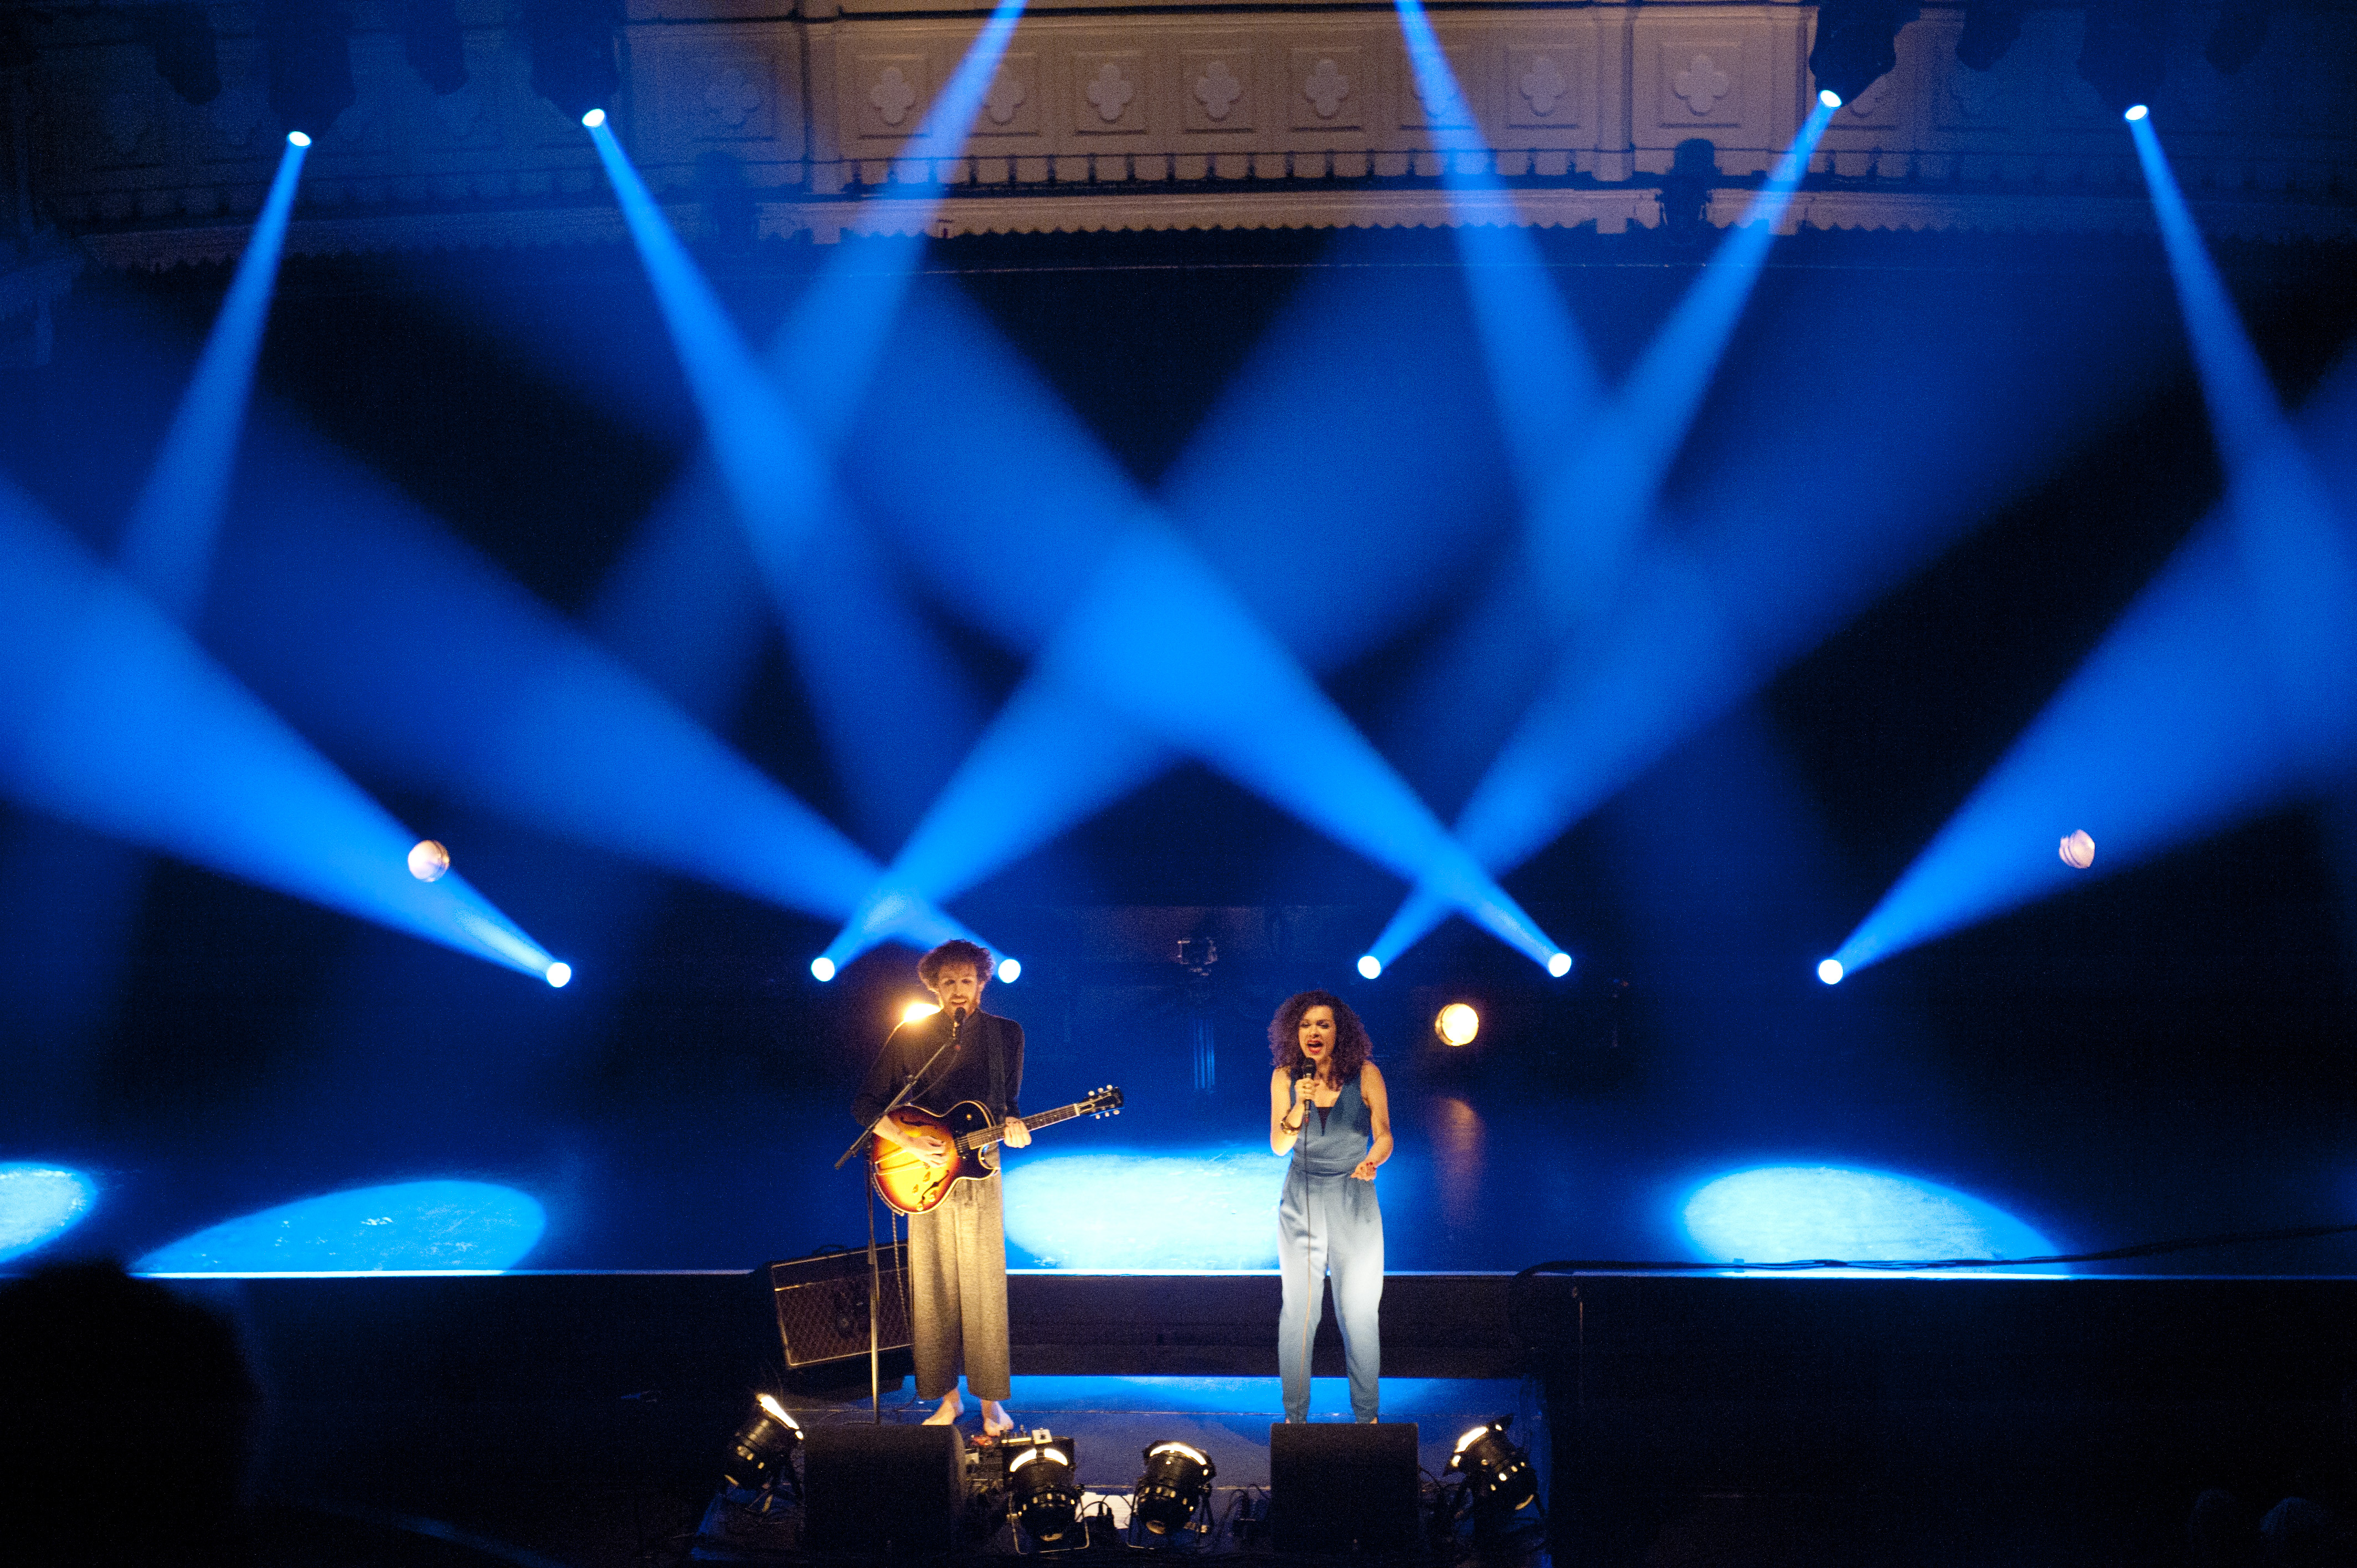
[869,1086,1124,1216]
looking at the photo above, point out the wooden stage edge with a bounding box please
[113,1269,2357,1409]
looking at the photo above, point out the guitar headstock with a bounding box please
[1087,1084,1124,1118]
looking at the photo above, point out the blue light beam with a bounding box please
[202,446,981,950]
[0,1164,98,1265]
[1039,523,1565,967]
[1829,393,2357,979]
[135,1179,547,1276]
[0,477,555,978]
[824,289,1565,972]
[2129,112,2357,742]
[1367,99,1841,967]
[589,127,991,850]
[1529,96,1838,626]
[1393,0,1603,508]
[1681,1165,2061,1272]
[588,121,831,584]
[114,135,307,622]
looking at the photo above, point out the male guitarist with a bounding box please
[851,938,1028,1438]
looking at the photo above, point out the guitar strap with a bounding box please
[988,1015,1006,1127]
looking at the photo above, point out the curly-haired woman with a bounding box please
[1268,989,1392,1423]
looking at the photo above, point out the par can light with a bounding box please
[1134,1440,1216,1536]
[1819,88,1843,109]
[1435,1003,1480,1048]
[810,956,837,982]
[1008,1440,1080,1545]
[723,1393,802,1495]
[1357,955,1382,980]
[545,961,573,989]
[996,956,1022,983]
[1817,958,1844,986]
[1547,951,1573,978]
[581,106,607,128]
[1448,1417,1537,1521]
[286,129,312,147]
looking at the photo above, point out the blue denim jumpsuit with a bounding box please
[1277,1074,1383,1422]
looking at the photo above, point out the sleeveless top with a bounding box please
[1291,1072,1373,1180]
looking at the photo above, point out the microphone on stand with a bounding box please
[951,1005,969,1043]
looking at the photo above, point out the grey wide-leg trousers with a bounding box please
[907,1169,1012,1402]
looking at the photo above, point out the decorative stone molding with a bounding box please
[14,2,2354,267]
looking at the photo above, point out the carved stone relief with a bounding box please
[1661,43,1741,128]
[978,55,1040,136]
[1183,50,1253,132]
[859,55,930,137]
[1507,49,1574,127]
[1073,51,1146,133]
[17,3,2354,257]
[1291,48,1362,131]
[1397,45,1476,130]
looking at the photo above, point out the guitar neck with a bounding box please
[958,1099,1089,1151]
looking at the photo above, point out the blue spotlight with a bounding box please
[1003,1148,1280,1270]
[200,443,986,951]
[1547,951,1573,979]
[545,961,572,988]
[1392,0,1607,547]
[136,1179,547,1276]
[820,336,1565,974]
[2124,103,2148,121]
[997,956,1022,983]
[1836,122,2357,978]
[2131,110,2357,735]
[1681,1165,2060,1270]
[0,1164,97,1265]
[587,122,831,581]
[1819,88,1843,109]
[1817,958,1844,985]
[811,955,837,982]
[1358,955,1383,980]
[1036,524,1567,969]
[116,130,308,621]
[1356,94,1867,972]
[0,479,557,978]
[580,106,605,128]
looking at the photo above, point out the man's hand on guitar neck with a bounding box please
[1001,1116,1030,1148]
[882,1115,954,1168]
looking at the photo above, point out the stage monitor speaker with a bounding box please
[765,1245,910,1368]
[1268,1422,1421,1555]
[802,1423,965,1554]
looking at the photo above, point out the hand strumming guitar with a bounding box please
[884,1113,954,1168]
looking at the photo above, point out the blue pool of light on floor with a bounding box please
[0,1164,98,1263]
[135,1179,547,1275]
[1005,1147,1282,1270]
[1680,1165,2061,1272]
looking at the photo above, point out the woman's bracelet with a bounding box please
[1281,1117,1302,1134]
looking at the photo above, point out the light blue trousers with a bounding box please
[1277,1165,1384,1422]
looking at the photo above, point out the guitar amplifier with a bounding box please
[766,1244,912,1368]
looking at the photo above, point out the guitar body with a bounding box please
[869,1101,997,1216]
[867,1086,1124,1216]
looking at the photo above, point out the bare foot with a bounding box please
[923,1391,963,1426]
[981,1400,1017,1437]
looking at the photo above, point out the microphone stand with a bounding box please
[832,1010,965,1421]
